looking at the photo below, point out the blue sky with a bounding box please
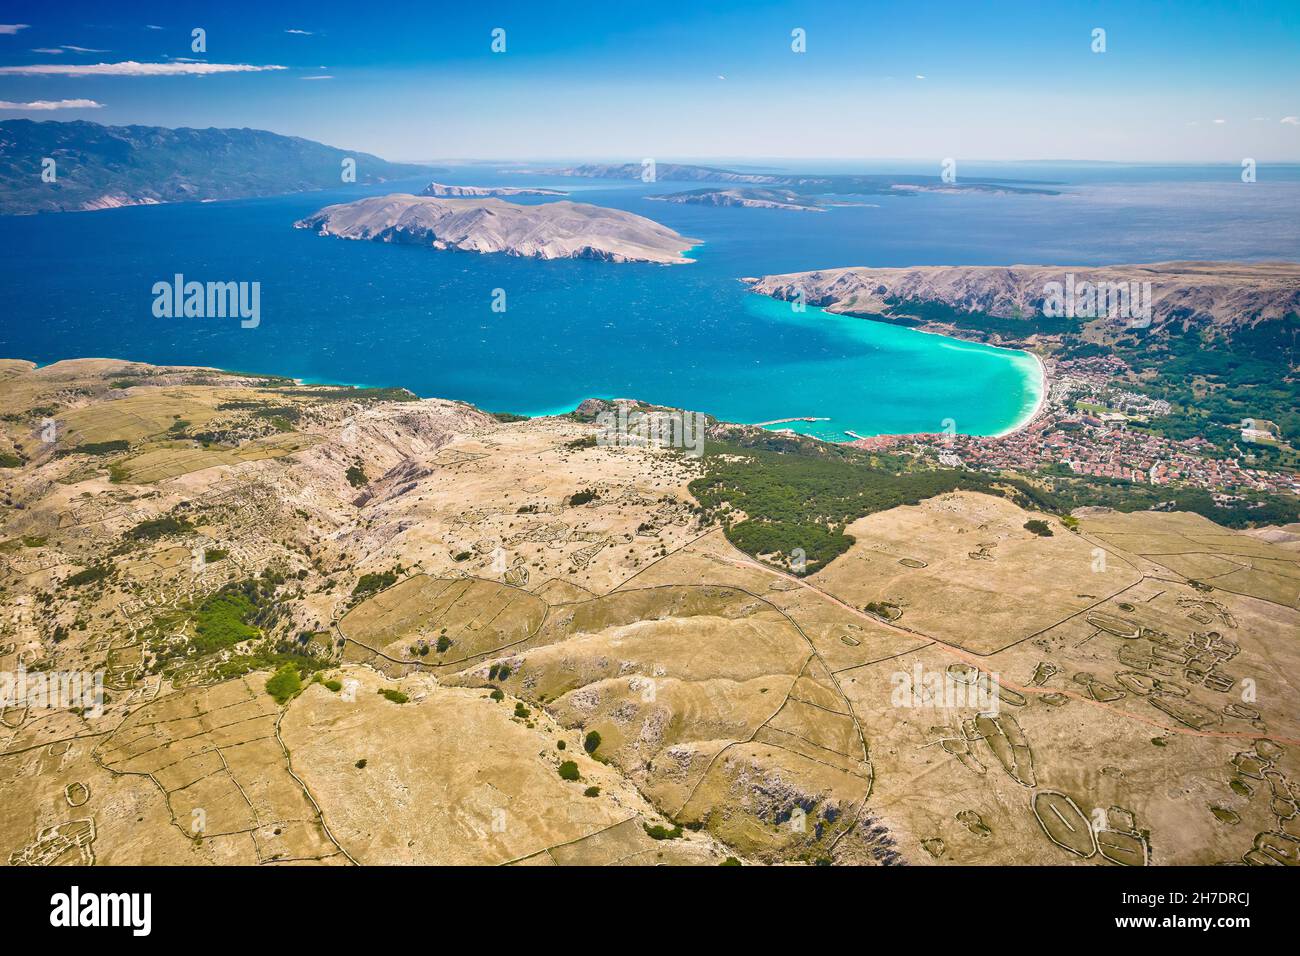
[0,0,1297,161]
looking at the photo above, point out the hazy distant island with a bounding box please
[0,120,436,215]
[421,181,568,198]
[648,187,825,212]
[296,193,699,263]
[540,161,1061,196]
[543,162,787,184]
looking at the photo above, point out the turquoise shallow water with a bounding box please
[1,164,1296,438]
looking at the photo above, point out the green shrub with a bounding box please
[352,570,397,599]
[127,516,194,540]
[557,760,580,781]
[192,587,260,653]
[583,786,600,797]
[56,440,130,457]
[345,465,368,488]
[265,664,303,704]
[323,679,343,692]
[377,688,409,705]
[65,565,111,588]
[643,823,683,841]
[583,730,601,755]
[1023,519,1054,537]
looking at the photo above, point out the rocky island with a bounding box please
[541,162,1059,195]
[295,194,699,263]
[543,162,785,184]
[421,181,568,198]
[648,187,824,212]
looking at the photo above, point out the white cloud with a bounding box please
[301,75,333,80]
[1212,118,1226,124]
[32,45,111,54]
[1282,116,1300,126]
[0,61,287,76]
[915,74,926,79]
[145,25,164,31]
[0,98,104,110]
[0,24,30,35]
[285,29,314,36]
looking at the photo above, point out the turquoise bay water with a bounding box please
[1,164,1297,438]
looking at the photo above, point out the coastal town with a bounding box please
[846,354,1300,497]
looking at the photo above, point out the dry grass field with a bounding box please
[1,359,1295,867]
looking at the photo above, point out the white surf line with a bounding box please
[991,349,1048,439]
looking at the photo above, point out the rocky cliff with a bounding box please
[746,261,1300,330]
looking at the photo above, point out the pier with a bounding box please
[755,416,830,426]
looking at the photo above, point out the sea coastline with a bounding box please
[741,292,1051,443]
[989,348,1048,439]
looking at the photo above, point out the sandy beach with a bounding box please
[992,349,1049,438]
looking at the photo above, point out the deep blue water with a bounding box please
[1,163,1297,439]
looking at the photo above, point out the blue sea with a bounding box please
[1,161,1297,440]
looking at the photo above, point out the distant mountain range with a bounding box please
[542,162,1061,196]
[0,120,437,215]
[421,181,567,198]
[545,162,789,185]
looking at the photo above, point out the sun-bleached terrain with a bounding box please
[1,358,1296,866]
